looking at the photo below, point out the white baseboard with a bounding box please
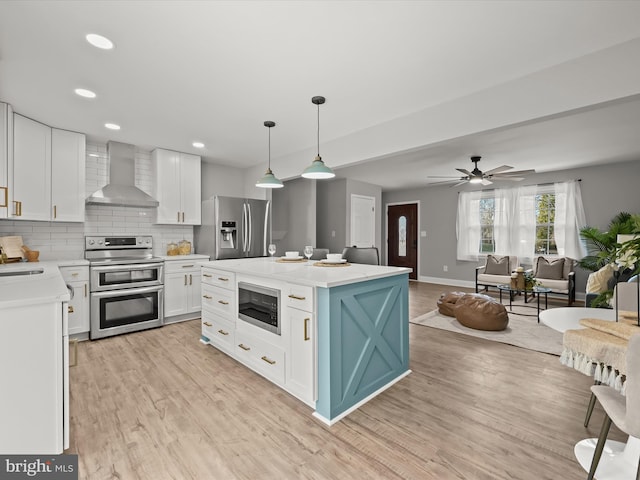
[416,276,475,289]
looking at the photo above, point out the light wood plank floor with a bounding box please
[68,282,619,479]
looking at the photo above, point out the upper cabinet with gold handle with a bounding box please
[0,186,7,208]
[9,114,85,222]
[152,148,201,226]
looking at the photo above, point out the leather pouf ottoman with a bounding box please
[437,291,467,317]
[453,294,509,331]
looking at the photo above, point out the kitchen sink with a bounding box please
[0,268,44,277]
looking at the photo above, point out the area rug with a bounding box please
[410,304,563,356]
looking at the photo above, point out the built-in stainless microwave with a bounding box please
[238,282,280,335]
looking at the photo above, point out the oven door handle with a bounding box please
[91,284,164,299]
[90,263,163,273]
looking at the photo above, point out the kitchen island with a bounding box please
[200,257,411,425]
[0,261,70,453]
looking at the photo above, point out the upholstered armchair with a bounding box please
[532,256,576,305]
[475,255,519,293]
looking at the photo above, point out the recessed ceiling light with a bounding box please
[105,123,120,130]
[86,33,114,50]
[75,88,96,98]
[192,142,205,148]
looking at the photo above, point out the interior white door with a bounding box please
[350,194,375,247]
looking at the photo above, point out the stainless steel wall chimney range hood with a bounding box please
[86,141,159,208]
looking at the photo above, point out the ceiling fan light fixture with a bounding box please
[469,176,483,184]
[302,96,335,180]
[256,121,283,189]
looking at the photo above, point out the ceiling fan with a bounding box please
[428,156,535,186]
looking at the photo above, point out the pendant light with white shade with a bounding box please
[256,120,284,189]
[302,96,335,179]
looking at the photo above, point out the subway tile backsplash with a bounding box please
[0,142,194,260]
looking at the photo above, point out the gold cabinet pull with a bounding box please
[72,272,79,277]
[261,356,276,365]
[217,277,229,282]
[218,300,229,305]
[53,205,57,219]
[203,321,212,327]
[182,264,195,268]
[0,186,7,208]
[203,273,213,278]
[184,274,187,285]
[181,212,185,223]
[217,329,229,336]
[177,211,180,222]
[12,200,22,216]
[68,305,74,313]
[84,284,87,297]
[304,317,310,341]
[288,294,306,301]
[203,294,212,299]
[238,343,250,351]
[189,274,192,285]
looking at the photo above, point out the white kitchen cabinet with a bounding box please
[51,128,86,222]
[0,102,12,219]
[285,282,315,405]
[164,258,207,322]
[286,306,315,404]
[200,266,317,406]
[59,265,90,336]
[153,148,201,225]
[200,265,237,352]
[1,108,85,222]
[11,113,52,221]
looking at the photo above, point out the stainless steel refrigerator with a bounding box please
[195,196,271,260]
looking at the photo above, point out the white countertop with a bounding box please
[203,257,411,288]
[159,254,210,261]
[0,261,71,309]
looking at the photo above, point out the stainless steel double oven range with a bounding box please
[85,236,164,340]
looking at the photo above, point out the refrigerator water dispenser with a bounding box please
[220,221,236,249]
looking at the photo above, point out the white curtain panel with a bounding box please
[456,180,585,262]
[456,190,482,261]
[554,180,587,259]
[493,187,513,255]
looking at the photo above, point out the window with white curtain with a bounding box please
[456,180,586,263]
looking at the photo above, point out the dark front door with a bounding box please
[387,203,418,280]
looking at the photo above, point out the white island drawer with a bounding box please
[201,268,235,289]
[202,314,235,353]
[235,331,285,384]
[284,283,314,312]
[201,284,234,317]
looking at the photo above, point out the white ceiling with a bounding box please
[1,1,640,190]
